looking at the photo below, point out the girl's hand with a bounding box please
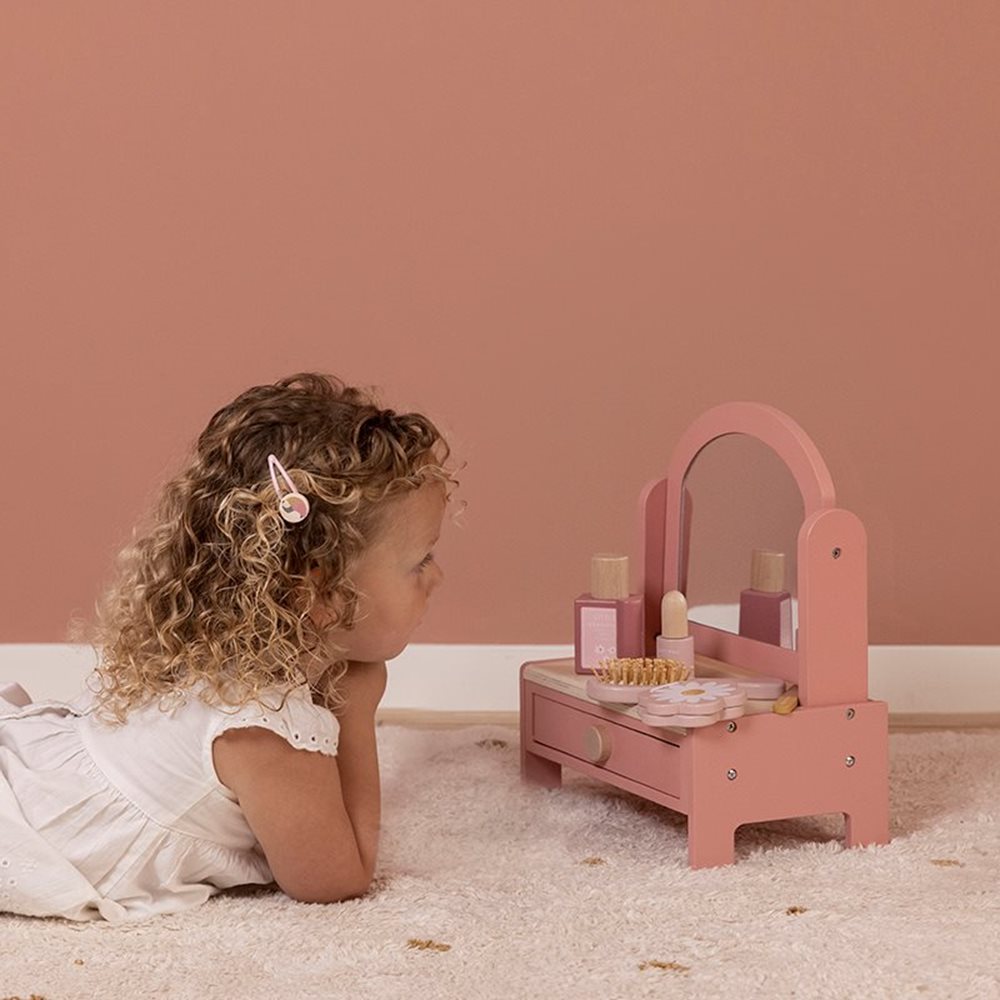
[334,660,387,718]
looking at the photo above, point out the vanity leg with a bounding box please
[522,749,562,788]
[843,727,890,849]
[843,803,890,849]
[687,814,735,869]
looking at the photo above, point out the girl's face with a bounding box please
[317,481,447,664]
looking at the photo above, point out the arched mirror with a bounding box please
[680,433,803,647]
[645,402,865,701]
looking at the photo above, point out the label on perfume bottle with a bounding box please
[579,606,618,670]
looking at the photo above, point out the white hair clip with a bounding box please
[267,454,311,524]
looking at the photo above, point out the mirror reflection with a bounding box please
[680,433,802,647]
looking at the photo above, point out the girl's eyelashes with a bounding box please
[416,552,435,572]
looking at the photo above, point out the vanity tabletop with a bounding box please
[522,657,778,723]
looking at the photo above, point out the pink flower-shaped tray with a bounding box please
[637,679,747,728]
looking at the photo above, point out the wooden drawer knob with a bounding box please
[583,725,612,764]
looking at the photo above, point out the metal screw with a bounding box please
[846,708,855,720]
[845,755,856,767]
[726,722,738,733]
[727,768,738,780]
[832,547,842,559]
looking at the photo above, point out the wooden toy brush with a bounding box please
[585,656,691,704]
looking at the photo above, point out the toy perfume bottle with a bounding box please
[573,554,643,675]
[654,590,695,673]
[738,549,793,647]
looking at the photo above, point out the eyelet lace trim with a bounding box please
[0,854,39,909]
[229,716,337,754]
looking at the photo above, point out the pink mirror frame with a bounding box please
[639,402,869,708]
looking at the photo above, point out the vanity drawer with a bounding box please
[530,692,682,799]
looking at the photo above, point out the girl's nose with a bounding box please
[428,561,444,591]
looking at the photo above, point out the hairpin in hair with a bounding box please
[267,454,311,524]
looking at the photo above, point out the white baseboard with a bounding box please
[1,645,103,704]
[1,643,998,722]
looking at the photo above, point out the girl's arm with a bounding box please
[212,660,386,903]
[326,660,386,883]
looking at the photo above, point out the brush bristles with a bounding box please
[592,657,691,686]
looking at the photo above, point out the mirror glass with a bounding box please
[680,433,803,647]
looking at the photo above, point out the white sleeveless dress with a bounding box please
[0,677,339,923]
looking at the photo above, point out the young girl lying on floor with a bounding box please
[0,372,452,922]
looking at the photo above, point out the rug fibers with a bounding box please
[1,726,998,1000]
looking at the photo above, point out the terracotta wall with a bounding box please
[3,2,998,645]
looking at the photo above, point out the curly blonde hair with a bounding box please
[74,373,455,724]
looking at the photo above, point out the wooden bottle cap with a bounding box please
[660,590,689,638]
[591,554,630,599]
[750,549,785,593]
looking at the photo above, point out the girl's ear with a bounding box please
[306,565,327,600]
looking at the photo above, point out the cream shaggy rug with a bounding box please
[2,725,999,1000]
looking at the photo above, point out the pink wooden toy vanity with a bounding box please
[519,402,890,868]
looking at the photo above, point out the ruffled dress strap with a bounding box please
[203,686,340,784]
